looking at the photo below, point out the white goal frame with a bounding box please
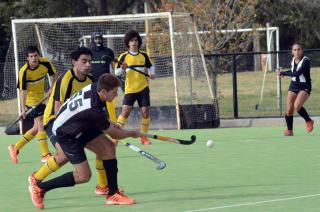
[11,12,212,130]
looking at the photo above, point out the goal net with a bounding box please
[3,12,219,130]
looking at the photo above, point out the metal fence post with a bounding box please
[232,54,238,118]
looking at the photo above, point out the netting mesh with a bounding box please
[2,13,218,128]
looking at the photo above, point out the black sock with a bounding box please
[298,107,311,122]
[38,172,75,192]
[103,159,118,196]
[285,114,293,130]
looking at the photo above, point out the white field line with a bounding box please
[184,193,320,212]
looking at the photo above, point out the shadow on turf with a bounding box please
[32,183,301,209]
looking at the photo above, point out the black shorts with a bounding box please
[57,128,102,164]
[26,103,46,119]
[123,87,150,107]
[44,121,58,147]
[288,81,312,95]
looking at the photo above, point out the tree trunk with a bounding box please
[74,0,89,16]
[99,0,107,15]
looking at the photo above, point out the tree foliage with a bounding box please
[0,0,149,61]
[1,0,320,62]
[256,0,320,49]
[156,0,256,53]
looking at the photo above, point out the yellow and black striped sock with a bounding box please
[116,115,127,128]
[106,99,117,122]
[14,130,35,151]
[141,117,150,133]
[96,159,107,187]
[36,131,50,156]
[34,156,60,181]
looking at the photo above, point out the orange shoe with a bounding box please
[8,145,19,164]
[284,129,293,136]
[28,172,41,187]
[105,191,135,205]
[306,120,314,133]
[140,136,151,145]
[111,139,118,146]
[28,183,45,209]
[95,185,124,196]
[41,153,53,163]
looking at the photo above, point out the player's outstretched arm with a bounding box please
[105,123,141,140]
[149,66,156,79]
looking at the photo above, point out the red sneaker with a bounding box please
[41,153,53,163]
[28,172,41,187]
[105,191,135,205]
[95,185,124,196]
[306,120,314,133]
[28,182,45,209]
[284,129,293,136]
[140,136,151,145]
[8,145,19,164]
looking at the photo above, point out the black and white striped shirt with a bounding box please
[283,56,311,84]
[52,83,110,139]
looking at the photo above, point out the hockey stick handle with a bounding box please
[119,140,166,170]
[5,96,49,134]
[101,55,150,77]
[141,133,197,145]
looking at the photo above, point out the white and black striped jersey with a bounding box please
[283,56,311,84]
[52,83,110,139]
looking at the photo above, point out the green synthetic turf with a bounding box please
[1,126,320,212]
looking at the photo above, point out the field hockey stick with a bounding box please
[4,96,48,135]
[101,55,150,77]
[119,140,166,170]
[142,133,197,145]
[276,67,283,115]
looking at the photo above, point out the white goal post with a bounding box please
[5,12,218,130]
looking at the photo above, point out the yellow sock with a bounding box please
[96,159,107,187]
[141,117,150,133]
[116,115,127,128]
[14,130,35,151]
[36,131,50,156]
[34,156,60,181]
[106,99,117,122]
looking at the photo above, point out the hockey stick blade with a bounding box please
[177,135,197,145]
[140,150,166,170]
[121,140,166,170]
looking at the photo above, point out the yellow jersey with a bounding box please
[43,69,93,127]
[17,57,56,106]
[115,51,153,94]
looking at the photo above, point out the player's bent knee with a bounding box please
[76,171,92,183]
[54,153,68,166]
[29,127,38,135]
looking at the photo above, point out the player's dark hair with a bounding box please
[97,73,121,92]
[25,45,40,57]
[292,42,303,49]
[124,30,142,48]
[70,47,92,61]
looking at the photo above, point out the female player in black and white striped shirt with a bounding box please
[279,43,314,136]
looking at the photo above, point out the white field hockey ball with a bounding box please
[206,140,214,148]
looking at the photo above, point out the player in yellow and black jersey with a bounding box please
[8,46,57,164]
[115,30,156,145]
[42,66,93,127]
[30,47,120,198]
